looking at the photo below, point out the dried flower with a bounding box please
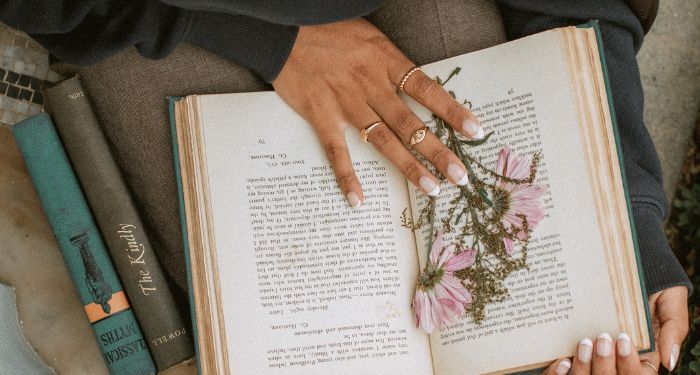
[495,146,545,255]
[413,232,475,333]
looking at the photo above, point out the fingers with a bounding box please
[544,358,572,375]
[592,333,616,375]
[652,286,689,371]
[639,352,661,374]
[570,338,592,374]
[370,94,469,188]
[342,98,443,196]
[614,333,643,375]
[298,94,365,208]
[399,69,484,139]
[364,122,441,196]
[319,131,364,208]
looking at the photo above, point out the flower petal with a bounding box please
[429,232,445,265]
[439,273,472,305]
[503,237,515,256]
[443,247,476,271]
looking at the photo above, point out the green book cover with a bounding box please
[13,113,156,375]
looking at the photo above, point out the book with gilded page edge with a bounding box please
[44,76,195,370]
[169,23,652,374]
[13,113,156,374]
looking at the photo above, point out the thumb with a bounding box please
[654,286,689,371]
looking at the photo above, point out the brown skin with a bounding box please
[271,18,689,372]
[545,286,688,374]
[273,18,482,206]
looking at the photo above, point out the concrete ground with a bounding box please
[637,0,700,198]
[0,1,698,373]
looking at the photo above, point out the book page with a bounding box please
[197,93,433,374]
[405,30,620,374]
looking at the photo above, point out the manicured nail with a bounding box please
[596,333,612,357]
[346,192,362,208]
[447,163,469,186]
[462,119,484,139]
[419,176,440,196]
[556,359,571,375]
[616,333,632,357]
[578,338,593,363]
[669,343,680,370]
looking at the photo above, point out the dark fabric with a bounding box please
[625,0,659,33]
[0,0,657,82]
[498,0,692,294]
[0,0,382,82]
[184,11,298,82]
[49,0,506,324]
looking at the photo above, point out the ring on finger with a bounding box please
[408,127,428,147]
[398,66,422,93]
[360,121,386,143]
[640,359,658,372]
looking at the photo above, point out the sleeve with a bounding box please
[495,0,692,295]
[0,0,298,82]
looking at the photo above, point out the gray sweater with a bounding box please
[0,0,689,295]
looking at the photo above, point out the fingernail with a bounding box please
[419,176,440,196]
[578,338,593,363]
[669,343,680,370]
[616,333,632,357]
[596,333,612,357]
[462,119,484,139]
[447,163,469,186]
[346,192,362,208]
[556,359,571,375]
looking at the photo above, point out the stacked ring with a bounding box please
[409,127,428,147]
[640,359,658,372]
[398,66,422,93]
[360,121,385,143]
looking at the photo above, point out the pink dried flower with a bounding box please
[412,232,475,333]
[493,146,545,255]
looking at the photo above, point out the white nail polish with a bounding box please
[447,163,469,186]
[670,343,680,370]
[616,333,632,357]
[462,119,484,139]
[578,338,593,363]
[596,333,612,357]
[419,176,440,196]
[556,359,571,375]
[346,192,362,208]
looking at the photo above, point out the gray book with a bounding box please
[45,76,194,370]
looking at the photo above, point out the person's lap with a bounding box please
[52,0,506,315]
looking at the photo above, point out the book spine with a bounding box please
[44,77,194,370]
[12,113,156,375]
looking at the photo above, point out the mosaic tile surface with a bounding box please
[0,24,62,126]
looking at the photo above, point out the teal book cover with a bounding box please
[13,113,156,375]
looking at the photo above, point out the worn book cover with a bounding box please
[44,77,195,370]
[13,113,156,375]
[169,23,652,374]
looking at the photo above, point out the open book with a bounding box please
[169,24,652,375]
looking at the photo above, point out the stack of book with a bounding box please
[13,77,194,374]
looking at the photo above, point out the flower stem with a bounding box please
[426,198,437,263]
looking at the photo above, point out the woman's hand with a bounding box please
[272,18,483,207]
[544,333,653,374]
[544,286,689,374]
[644,286,689,371]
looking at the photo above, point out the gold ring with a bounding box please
[409,127,428,147]
[398,66,422,92]
[360,121,385,143]
[640,359,658,372]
